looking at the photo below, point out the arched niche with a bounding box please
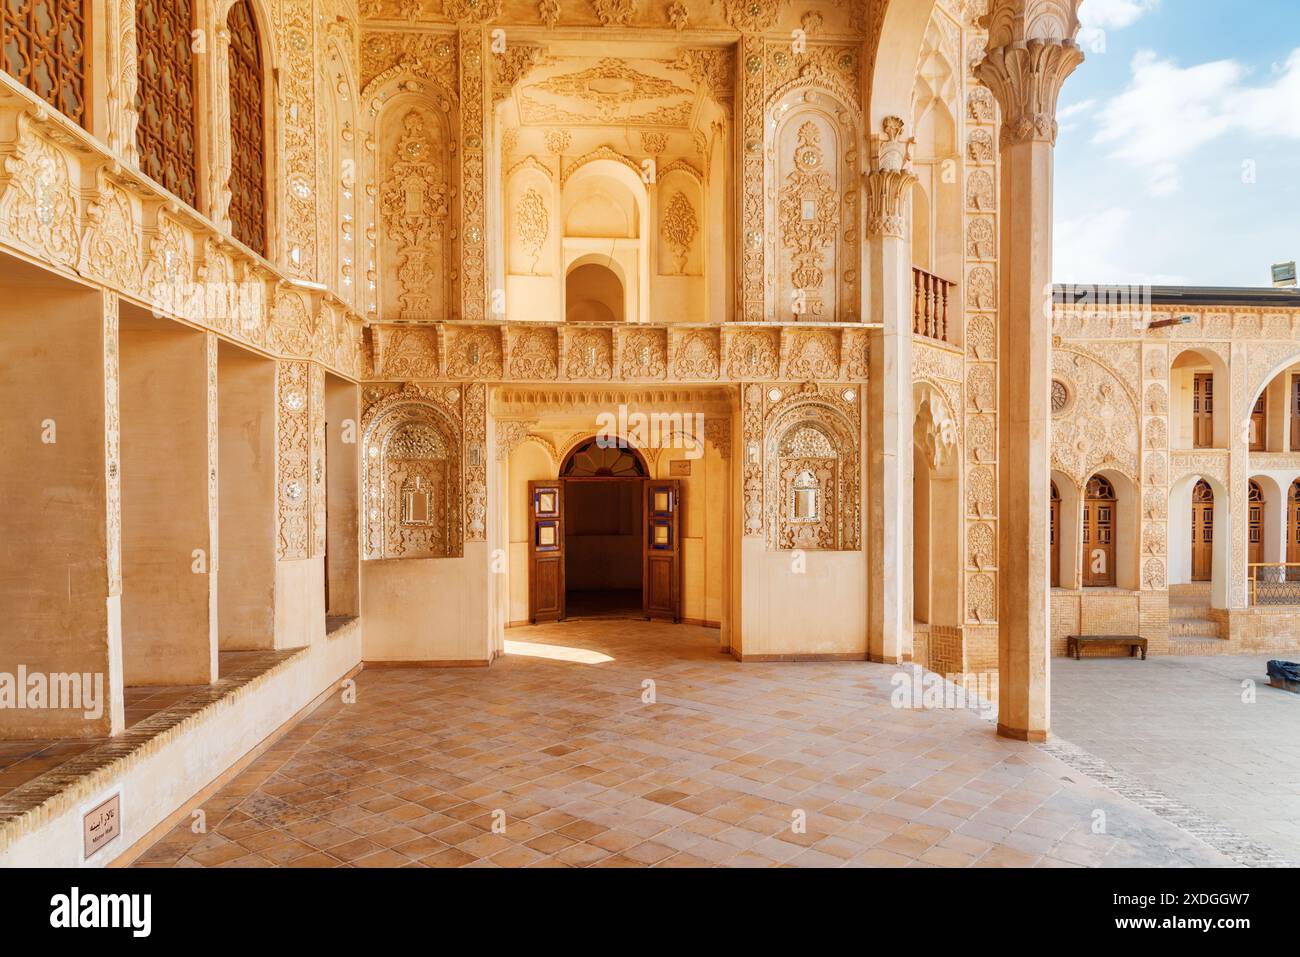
[562,156,648,323]
[368,87,457,323]
[767,88,858,322]
[656,167,703,277]
[362,399,462,560]
[912,383,960,626]
[1169,472,1231,607]
[1170,347,1229,450]
[565,255,626,323]
[504,157,560,322]
[506,159,557,277]
[764,402,860,551]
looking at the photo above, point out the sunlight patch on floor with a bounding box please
[503,639,614,664]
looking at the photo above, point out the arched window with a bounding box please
[561,438,647,478]
[136,0,198,206]
[227,0,266,256]
[1082,476,1116,587]
[1,1,87,125]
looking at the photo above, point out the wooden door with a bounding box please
[1248,481,1264,567]
[1193,373,1214,448]
[1289,482,1300,580]
[643,479,682,621]
[1050,482,1061,588]
[1250,394,1267,451]
[1291,377,1300,451]
[1081,476,1116,587]
[1191,480,1214,582]
[528,481,565,623]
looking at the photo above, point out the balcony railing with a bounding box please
[913,266,955,343]
[1249,563,1300,605]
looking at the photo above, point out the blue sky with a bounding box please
[1054,0,1300,286]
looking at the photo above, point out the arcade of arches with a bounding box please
[2,0,1299,869]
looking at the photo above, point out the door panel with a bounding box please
[1192,489,1214,583]
[529,481,565,623]
[643,479,681,621]
[1289,485,1300,580]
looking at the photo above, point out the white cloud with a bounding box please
[1054,206,1188,285]
[1078,0,1160,52]
[1091,48,1300,196]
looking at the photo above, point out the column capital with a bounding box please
[864,116,918,240]
[974,0,1085,148]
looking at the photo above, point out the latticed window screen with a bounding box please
[135,0,197,206]
[226,0,266,256]
[1,0,88,125]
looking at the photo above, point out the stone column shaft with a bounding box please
[976,11,1085,741]
[866,121,918,665]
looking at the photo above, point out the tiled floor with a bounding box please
[1054,654,1300,864]
[135,621,1230,868]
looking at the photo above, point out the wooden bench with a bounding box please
[1066,635,1147,660]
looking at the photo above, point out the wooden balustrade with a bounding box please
[912,266,955,343]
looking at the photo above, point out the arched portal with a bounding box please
[1191,480,1215,582]
[557,438,650,620]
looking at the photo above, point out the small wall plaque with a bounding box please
[83,794,121,859]
[669,459,691,477]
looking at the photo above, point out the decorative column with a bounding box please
[105,0,140,167]
[865,117,917,665]
[459,24,489,321]
[974,0,1084,741]
[737,33,765,322]
[209,4,234,233]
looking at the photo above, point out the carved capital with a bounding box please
[864,116,917,239]
[864,168,917,240]
[975,1,1085,148]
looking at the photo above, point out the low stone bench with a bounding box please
[1066,635,1147,661]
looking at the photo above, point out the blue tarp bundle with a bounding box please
[1266,660,1300,683]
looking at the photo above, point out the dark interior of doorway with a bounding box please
[564,478,643,619]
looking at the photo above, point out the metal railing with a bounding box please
[1249,563,1300,605]
[912,266,955,343]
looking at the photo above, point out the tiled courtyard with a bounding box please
[136,622,1232,868]
[1053,654,1300,865]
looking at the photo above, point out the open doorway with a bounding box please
[562,438,647,619]
[526,437,684,624]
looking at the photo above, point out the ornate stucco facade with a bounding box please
[12,0,1296,868]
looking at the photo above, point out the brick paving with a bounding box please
[136,622,1231,868]
[1053,654,1300,865]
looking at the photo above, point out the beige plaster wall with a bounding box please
[275,557,325,651]
[0,282,122,737]
[119,313,214,686]
[217,342,277,650]
[361,544,493,663]
[737,538,868,659]
[325,374,360,617]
